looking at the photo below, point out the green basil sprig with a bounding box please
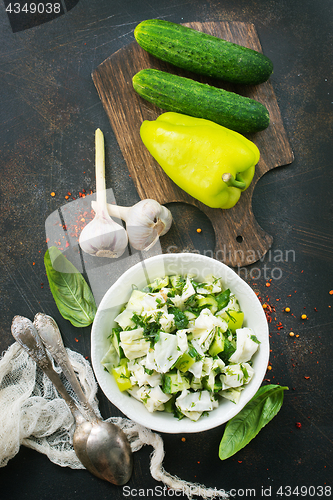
[219,384,288,460]
[44,246,97,327]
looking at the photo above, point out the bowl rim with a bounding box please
[91,252,270,434]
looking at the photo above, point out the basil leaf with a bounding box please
[44,246,97,327]
[219,384,288,460]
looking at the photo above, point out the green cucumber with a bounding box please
[134,19,273,86]
[132,69,270,134]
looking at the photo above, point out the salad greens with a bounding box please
[219,384,288,459]
[101,273,261,421]
[44,246,97,327]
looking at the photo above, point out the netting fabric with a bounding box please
[0,342,228,499]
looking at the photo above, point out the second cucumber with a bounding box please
[133,69,270,134]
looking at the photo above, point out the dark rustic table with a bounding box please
[1,1,332,499]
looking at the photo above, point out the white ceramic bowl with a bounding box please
[91,253,269,434]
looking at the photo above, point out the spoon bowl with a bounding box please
[11,315,133,486]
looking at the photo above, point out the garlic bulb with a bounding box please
[91,198,172,251]
[79,129,128,258]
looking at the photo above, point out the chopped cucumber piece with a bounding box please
[101,343,119,372]
[197,294,218,313]
[175,351,196,372]
[184,310,197,321]
[143,276,170,292]
[164,395,176,413]
[112,328,125,358]
[208,328,225,357]
[162,370,191,394]
[169,275,186,290]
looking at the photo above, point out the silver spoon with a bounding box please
[33,313,98,423]
[11,315,133,486]
[33,312,134,484]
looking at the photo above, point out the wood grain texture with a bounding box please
[92,21,294,266]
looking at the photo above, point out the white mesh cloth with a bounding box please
[0,342,228,499]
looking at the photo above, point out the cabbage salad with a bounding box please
[101,274,260,421]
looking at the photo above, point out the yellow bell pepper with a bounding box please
[221,310,245,331]
[140,112,260,209]
[112,360,132,392]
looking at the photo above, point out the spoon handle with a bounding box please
[33,313,98,422]
[11,316,84,423]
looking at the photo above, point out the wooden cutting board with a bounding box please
[92,21,294,267]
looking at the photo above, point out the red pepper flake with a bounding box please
[238,461,243,463]
[304,376,310,380]
[75,338,79,342]
[265,282,271,287]
[329,290,333,295]
[181,437,186,442]
[295,422,302,429]
[50,191,56,197]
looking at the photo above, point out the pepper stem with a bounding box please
[222,173,246,190]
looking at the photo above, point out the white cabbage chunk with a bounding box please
[153,332,181,373]
[127,359,161,387]
[114,309,136,329]
[175,389,218,421]
[229,328,259,363]
[221,362,255,389]
[169,277,196,310]
[194,308,227,331]
[219,387,243,404]
[119,328,150,360]
[129,385,171,413]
